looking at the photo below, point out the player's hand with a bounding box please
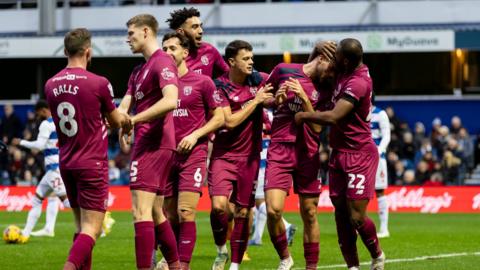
[295,112,306,125]
[308,40,337,63]
[275,83,288,105]
[285,78,307,101]
[177,132,199,154]
[10,138,21,146]
[119,128,132,153]
[254,83,274,105]
[121,114,133,133]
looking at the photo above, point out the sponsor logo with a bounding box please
[213,90,223,103]
[201,55,209,66]
[183,86,192,96]
[161,67,175,80]
[387,188,453,213]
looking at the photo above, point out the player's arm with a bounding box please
[118,94,133,115]
[105,109,130,129]
[131,84,178,125]
[223,84,273,130]
[177,107,225,154]
[284,78,322,133]
[295,97,354,126]
[12,122,49,150]
[378,110,391,154]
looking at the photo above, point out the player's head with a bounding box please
[309,54,335,89]
[64,28,92,64]
[335,38,363,73]
[34,100,50,119]
[126,14,159,54]
[225,40,253,75]
[162,32,190,67]
[167,8,203,48]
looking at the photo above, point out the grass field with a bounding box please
[1,211,479,269]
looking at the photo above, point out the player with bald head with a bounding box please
[296,38,386,270]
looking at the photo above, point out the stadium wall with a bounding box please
[1,186,479,214]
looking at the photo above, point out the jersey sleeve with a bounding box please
[19,121,49,151]
[265,65,280,93]
[99,78,116,114]
[377,110,391,153]
[341,79,367,106]
[213,80,230,108]
[125,69,137,96]
[155,55,179,90]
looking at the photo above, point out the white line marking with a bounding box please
[286,251,480,270]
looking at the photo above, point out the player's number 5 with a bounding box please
[130,161,138,182]
[57,102,78,137]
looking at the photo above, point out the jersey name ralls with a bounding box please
[53,84,78,97]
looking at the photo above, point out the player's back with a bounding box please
[44,67,115,170]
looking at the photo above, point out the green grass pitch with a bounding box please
[1,211,479,269]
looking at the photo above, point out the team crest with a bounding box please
[213,90,223,103]
[311,90,319,101]
[201,55,209,66]
[135,90,144,100]
[249,87,257,96]
[233,96,239,101]
[183,86,192,96]
[161,67,175,80]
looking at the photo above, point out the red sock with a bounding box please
[230,217,249,264]
[134,221,155,269]
[356,217,382,259]
[210,211,228,246]
[65,233,95,270]
[304,242,319,269]
[178,221,196,264]
[270,231,290,260]
[156,221,180,266]
[335,210,359,267]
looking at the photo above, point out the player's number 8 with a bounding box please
[57,102,78,137]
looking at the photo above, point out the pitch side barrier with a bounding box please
[1,186,479,214]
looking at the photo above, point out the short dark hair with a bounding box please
[64,28,91,57]
[34,100,49,111]
[126,14,159,35]
[339,38,363,66]
[162,32,190,50]
[225,40,252,61]
[166,7,200,30]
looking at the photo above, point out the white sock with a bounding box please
[252,202,267,243]
[22,197,43,237]
[217,244,228,254]
[229,262,239,270]
[377,195,389,233]
[45,197,59,233]
[62,198,70,208]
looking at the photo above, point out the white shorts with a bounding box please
[35,169,67,198]
[254,167,266,200]
[375,158,388,190]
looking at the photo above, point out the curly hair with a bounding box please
[166,7,201,30]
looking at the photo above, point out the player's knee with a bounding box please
[132,205,153,221]
[178,207,196,221]
[266,206,282,221]
[234,207,249,218]
[211,204,226,216]
[31,196,43,207]
[350,213,365,228]
[301,206,317,225]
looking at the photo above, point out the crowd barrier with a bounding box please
[1,186,479,214]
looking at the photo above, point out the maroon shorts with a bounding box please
[208,155,260,208]
[61,165,109,212]
[328,149,379,200]
[264,142,321,195]
[164,147,207,198]
[129,147,175,195]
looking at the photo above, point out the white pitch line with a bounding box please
[287,251,480,270]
